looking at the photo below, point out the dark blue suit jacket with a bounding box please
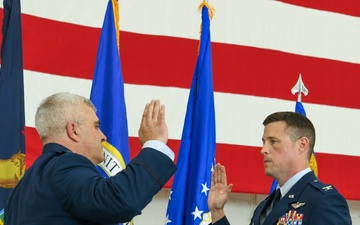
[213,171,351,225]
[5,143,177,225]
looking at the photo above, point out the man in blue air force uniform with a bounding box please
[208,111,351,225]
[5,93,177,225]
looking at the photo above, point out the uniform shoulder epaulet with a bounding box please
[309,178,337,194]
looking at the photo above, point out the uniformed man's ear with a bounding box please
[66,122,80,142]
[298,137,309,154]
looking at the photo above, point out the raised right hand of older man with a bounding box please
[138,100,168,146]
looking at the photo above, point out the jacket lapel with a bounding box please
[252,190,278,225]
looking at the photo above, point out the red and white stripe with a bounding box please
[1,0,360,199]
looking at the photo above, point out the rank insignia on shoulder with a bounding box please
[322,185,333,191]
[291,202,305,209]
[277,210,304,225]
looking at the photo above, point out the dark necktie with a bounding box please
[260,188,282,224]
[272,188,281,208]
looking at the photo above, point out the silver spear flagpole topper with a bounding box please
[291,74,308,102]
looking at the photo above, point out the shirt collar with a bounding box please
[43,142,72,154]
[278,167,312,198]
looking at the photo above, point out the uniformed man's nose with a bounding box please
[260,146,268,155]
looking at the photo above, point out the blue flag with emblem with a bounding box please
[270,76,318,193]
[0,0,26,221]
[165,3,216,224]
[90,1,132,224]
[90,0,130,179]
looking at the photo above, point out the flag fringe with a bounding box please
[111,0,120,50]
[198,2,215,20]
[310,152,318,177]
[197,2,215,54]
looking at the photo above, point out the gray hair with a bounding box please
[35,92,96,141]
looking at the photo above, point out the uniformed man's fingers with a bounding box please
[211,164,218,186]
[220,165,227,186]
[211,169,215,186]
[213,163,221,184]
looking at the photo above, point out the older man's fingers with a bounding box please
[141,103,149,123]
[158,104,166,122]
[151,100,160,120]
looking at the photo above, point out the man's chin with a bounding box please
[97,157,105,165]
[264,169,274,178]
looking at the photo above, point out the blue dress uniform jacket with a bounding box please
[5,143,177,225]
[213,171,351,225]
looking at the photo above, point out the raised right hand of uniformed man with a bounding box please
[208,163,233,224]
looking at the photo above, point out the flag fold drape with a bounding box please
[90,0,130,177]
[165,4,216,225]
[0,0,25,216]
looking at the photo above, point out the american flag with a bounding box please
[1,0,359,200]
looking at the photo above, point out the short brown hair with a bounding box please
[263,111,316,160]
